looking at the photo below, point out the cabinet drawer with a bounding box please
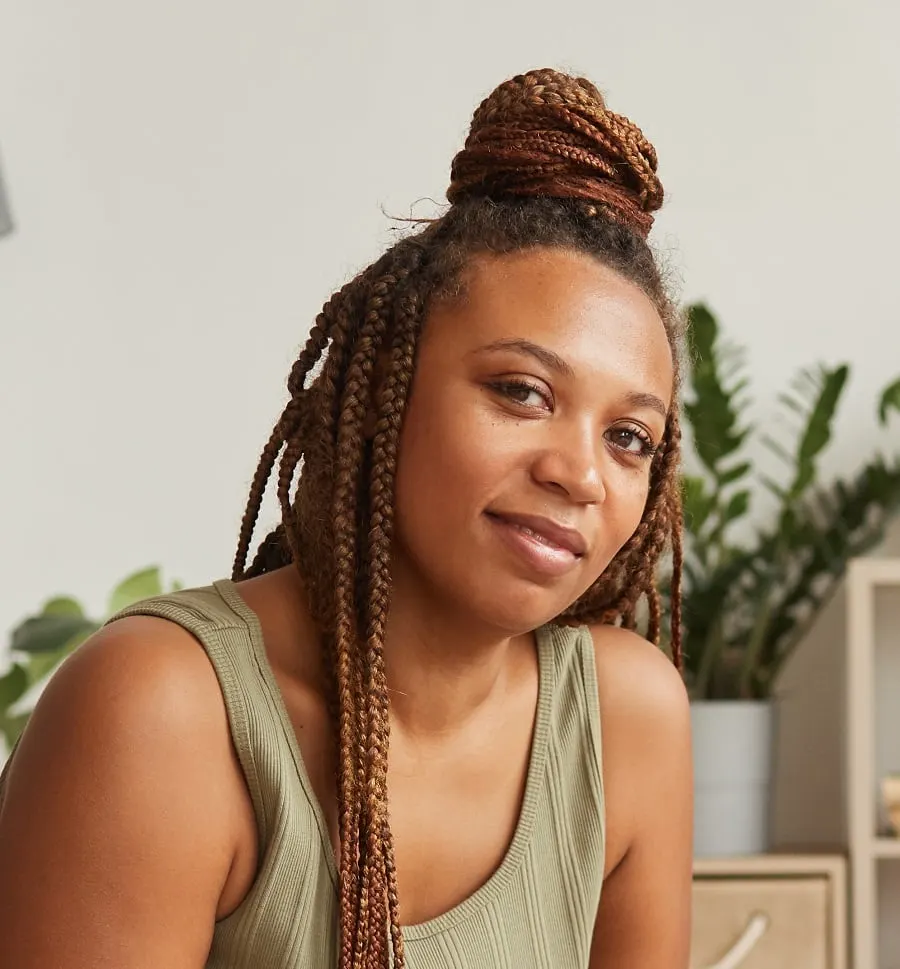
[691,877,830,969]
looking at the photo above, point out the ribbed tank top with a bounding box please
[1,580,606,968]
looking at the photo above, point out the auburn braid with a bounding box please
[666,469,685,669]
[232,280,351,582]
[362,279,424,969]
[297,245,425,969]
[331,274,396,968]
[348,265,427,969]
[448,69,662,237]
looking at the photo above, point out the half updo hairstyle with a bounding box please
[231,68,684,969]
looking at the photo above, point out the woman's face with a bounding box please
[391,247,674,634]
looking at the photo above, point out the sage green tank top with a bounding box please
[2,580,606,968]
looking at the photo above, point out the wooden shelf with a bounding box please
[694,854,846,878]
[872,838,900,859]
[849,557,900,584]
[847,557,900,969]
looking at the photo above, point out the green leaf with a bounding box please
[725,375,751,399]
[682,304,753,477]
[717,461,752,486]
[673,306,900,701]
[0,664,29,709]
[777,392,805,415]
[745,454,900,688]
[10,614,98,654]
[24,643,76,686]
[686,303,718,361]
[761,475,787,500]
[761,435,794,466]
[107,567,164,616]
[0,713,30,751]
[682,474,714,535]
[879,377,900,426]
[789,365,849,499]
[723,490,751,523]
[40,596,84,617]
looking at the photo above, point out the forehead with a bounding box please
[427,248,673,397]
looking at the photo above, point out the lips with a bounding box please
[485,511,587,556]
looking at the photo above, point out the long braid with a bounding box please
[614,417,683,655]
[297,270,393,969]
[233,282,351,582]
[331,278,394,969]
[357,256,426,969]
[362,278,424,969]
[359,273,410,969]
[666,423,686,669]
[245,522,289,576]
[309,250,425,969]
[646,583,663,647]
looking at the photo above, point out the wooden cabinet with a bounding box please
[691,856,846,969]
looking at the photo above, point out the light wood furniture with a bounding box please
[847,557,900,969]
[692,855,847,969]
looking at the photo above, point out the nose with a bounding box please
[530,423,607,505]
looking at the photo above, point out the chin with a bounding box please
[461,575,578,636]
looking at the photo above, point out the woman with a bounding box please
[0,68,693,968]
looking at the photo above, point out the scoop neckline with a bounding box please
[213,577,556,940]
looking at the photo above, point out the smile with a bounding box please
[484,511,586,578]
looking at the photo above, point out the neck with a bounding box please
[381,579,534,739]
[261,562,538,739]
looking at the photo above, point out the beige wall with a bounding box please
[2,0,900,859]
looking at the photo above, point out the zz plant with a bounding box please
[675,304,900,699]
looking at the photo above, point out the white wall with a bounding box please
[2,0,900,848]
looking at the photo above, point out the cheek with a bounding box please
[394,381,510,507]
[620,473,653,531]
[392,393,481,545]
[396,395,462,496]
[593,470,654,570]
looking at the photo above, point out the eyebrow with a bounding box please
[622,391,669,420]
[473,338,576,378]
[473,337,669,419]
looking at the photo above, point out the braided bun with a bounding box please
[447,68,663,238]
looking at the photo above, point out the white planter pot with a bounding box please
[691,700,775,857]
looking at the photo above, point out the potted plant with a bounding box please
[0,567,179,757]
[674,304,900,856]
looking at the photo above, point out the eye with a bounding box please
[607,424,658,460]
[489,378,552,411]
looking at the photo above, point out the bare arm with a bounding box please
[0,617,252,969]
[589,626,693,969]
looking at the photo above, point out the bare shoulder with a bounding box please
[587,625,693,968]
[587,624,692,872]
[55,613,226,714]
[588,623,690,727]
[6,615,236,783]
[0,616,253,968]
